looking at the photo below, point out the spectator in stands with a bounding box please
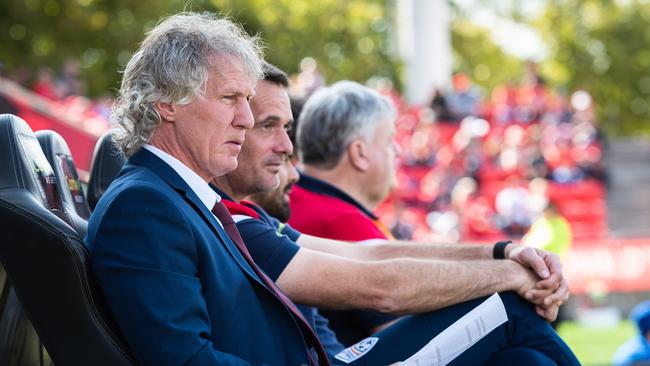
[388,202,416,240]
[613,300,650,366]
[290,56,325,99]
[494,179,535,237]
[32,67,60,101]
[447,72,482,120]
[214,68,579,365]
[429,88,455,122]
[523,202,573,260]
[56,58,84,98]
[86,12,329,365]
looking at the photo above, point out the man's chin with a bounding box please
[210,160,238,180]
[266,177,281,192]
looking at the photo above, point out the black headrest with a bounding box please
[87,131,125,210]
[0,114,63,214]
[36,130,90,235]
[0,114,135,365]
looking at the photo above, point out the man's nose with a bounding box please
[275,129,293,155]
[286,159,299,184]
[234,100,255,129]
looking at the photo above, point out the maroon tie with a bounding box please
[211,200,329,366]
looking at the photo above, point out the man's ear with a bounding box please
[347,139,370,171]
[155,102,176,122]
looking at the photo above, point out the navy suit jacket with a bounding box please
[85,148,311,366]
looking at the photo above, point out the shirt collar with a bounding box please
[143,144,220,210]
[210,185,232,201]
[296,172,378,220]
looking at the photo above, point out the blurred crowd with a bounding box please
[373,64,608,245]
[0,58,111,128]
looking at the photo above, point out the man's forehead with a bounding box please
[208,54,257,91]
[254,80,290,99]
[251,82,291,119]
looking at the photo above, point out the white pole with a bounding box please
[397,0,452,106]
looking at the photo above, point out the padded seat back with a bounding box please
[36,130,90,236]
[86,132,125,210]
[0,114,135,366]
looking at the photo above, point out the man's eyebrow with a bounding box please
[255,115,281,125]
[222,90,251,97]
[219,84,254,96]
[254,116,294,129]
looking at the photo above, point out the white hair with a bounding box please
[111,12,264,157]
[297,81,397,169]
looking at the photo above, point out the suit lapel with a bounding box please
[129,149,263,284]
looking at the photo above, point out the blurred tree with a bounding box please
[451,18,523,92]
[534,0,650,135]
[0,0,398,97]
[0,0,184,96]
[207,0,399,90]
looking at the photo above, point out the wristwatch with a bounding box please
[492,240,513,259]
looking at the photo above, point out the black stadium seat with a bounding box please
[0,114,135,366]
[86,131,125,210]
[36,130,91,236]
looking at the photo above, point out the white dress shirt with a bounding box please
[143,144,220,213]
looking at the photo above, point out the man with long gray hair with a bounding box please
[86,13,329,365]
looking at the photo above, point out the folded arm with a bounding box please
[297,234,569,317]
[276,246,539,315]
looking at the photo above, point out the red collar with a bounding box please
[222,199,261,219]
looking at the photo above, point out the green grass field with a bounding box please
[557,320,636,366]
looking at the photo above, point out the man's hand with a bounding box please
[525,278,568,322]
[507,245,570,321]
[506,245,552,279]
[510,265,562,322]
[535,303,561,322]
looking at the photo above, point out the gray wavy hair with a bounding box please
[297,81,397,169]
[111,12,264,157]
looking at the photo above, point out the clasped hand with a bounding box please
[507,245,569,322]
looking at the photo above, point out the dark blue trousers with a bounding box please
[347,292,580,365]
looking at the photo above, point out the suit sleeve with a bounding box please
[88,184,250,366]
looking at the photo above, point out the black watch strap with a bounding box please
[493,240,512,259]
